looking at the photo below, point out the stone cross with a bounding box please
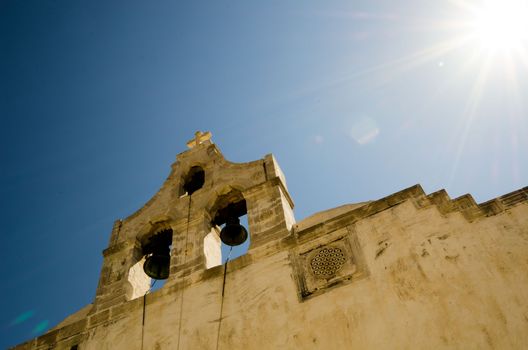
[186,131,212,149]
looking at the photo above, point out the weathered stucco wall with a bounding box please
[11,140,528,350]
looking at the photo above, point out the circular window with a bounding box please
[310,247,347,278]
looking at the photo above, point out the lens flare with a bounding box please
[31,320,49,335]
[10,310,35,326]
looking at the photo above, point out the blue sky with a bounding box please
[1,0,527,348]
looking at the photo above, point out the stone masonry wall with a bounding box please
[12,182,528,350]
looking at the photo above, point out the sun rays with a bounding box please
[441,0,528,184]
[301,2,527,184]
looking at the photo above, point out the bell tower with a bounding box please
[12,130,528,350]
[91,131,295,313]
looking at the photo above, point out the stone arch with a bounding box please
[125,219,175,299]
[136,218,173,246]
[204,184,246,213]
[203,187,251,267]
[180,163,207,196]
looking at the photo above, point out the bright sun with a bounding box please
[471,0,528,52]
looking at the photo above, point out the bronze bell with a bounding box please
[220,216,248,246]
[143,245,170,280]
[142,229,172,280]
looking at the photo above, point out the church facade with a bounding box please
[13,133,528,349]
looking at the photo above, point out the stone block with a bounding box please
[88,309,110,328]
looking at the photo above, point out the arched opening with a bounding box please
[142,228,173,291]
[127,227,173,299]
[182,166,205,196]
[205,190,250,268]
